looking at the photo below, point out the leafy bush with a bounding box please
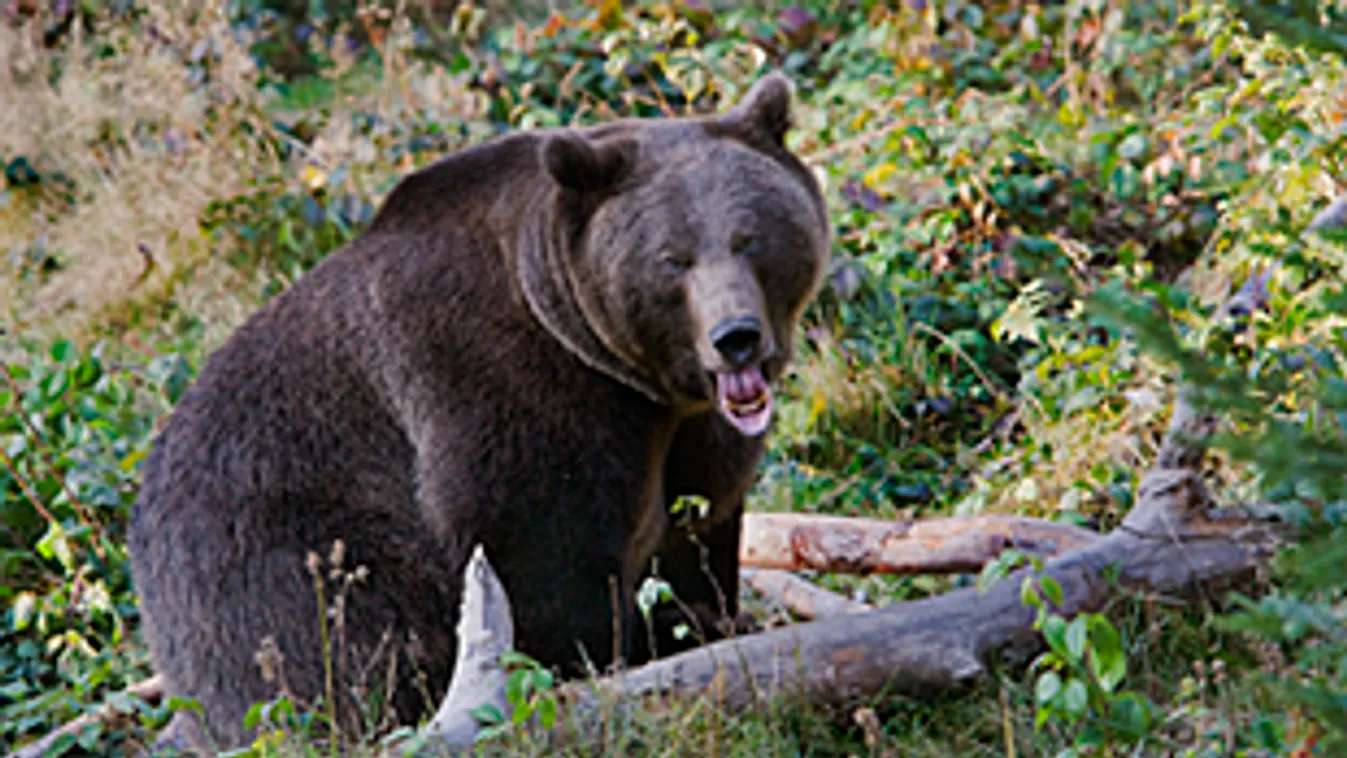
[1,340,182,748]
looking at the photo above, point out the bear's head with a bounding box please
[522,72,830,437]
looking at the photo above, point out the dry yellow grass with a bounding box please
[0,2,280,340]
[0,1,486,352]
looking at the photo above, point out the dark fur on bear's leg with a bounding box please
[630,411,766,664]
[632,502,755,664]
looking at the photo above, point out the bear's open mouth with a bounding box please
[714,365,773,437]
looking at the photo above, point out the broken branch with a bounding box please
[742,568,872,619]
[740,512,1099,575]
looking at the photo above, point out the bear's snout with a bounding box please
[709,314,763,368]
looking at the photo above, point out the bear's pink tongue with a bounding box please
[715,366,772,437]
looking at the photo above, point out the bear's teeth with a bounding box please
[729,393,767,415]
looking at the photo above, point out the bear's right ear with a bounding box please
[720,71,795,146]
[540,133,636,194]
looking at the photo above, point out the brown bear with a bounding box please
[128,71,830,751]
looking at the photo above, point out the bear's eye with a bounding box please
[661,252,695,274]
[730,232,758,256]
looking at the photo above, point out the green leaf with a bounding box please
[264,697,294,724]
[636,576,673,618]
[166,695,204,716]
[44,732,78,757]
[1039,575,1064,607]
[1086,615,1126,692]
[505,668,529,707]
[44,370,69,400]
[243,701,266,730]
[499,650,538,670]
[537,696,557,730]
[534,668,555,691]
[511,697,532,725]
[1109,164,1139,199]
[36,522,75,573]
[1041,614,1068,655]
[11,591,37,631]
[1075,723,1106,748]
[1064,616,1088,665]
[1021,576,1043,609]
[979,548,1026,592]
[77,721,105,749]
[1109,692,1153,739]
[1062,678,1089,720]
[669,493,710,517]
[1035,671,1063,705]
[470,703,504,726]
[1117,133,1147,161]
[50,341,75,364]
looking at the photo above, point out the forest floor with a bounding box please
[3,2,1344,756]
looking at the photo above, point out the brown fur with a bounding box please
[128,72,829,751]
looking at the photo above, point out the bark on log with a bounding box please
[742,568,873,619]
[740,512,1099,575]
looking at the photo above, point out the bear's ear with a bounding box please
[721,71,795,146]
[540,133,636,193]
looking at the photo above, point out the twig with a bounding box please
[1,368,106,556]
[805,119,913,165]
[3,675,164,758]
[0,446,58,526]
[910,321,1014,405]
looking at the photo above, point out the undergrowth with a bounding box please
[2,0,1344,756]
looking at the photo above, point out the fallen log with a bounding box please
[742,568,873,619]
[738,509,1102,622]
[2,364,1286,758]
[562,472,1274,712]
[739,511,1099,575]
[0,514,1079,758]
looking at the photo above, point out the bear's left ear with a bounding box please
[721,71,795,146]
[540,133,637,194]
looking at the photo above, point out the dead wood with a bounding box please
[740,511,1099,575]
[558,473,1275,720]
[742,568,872,619]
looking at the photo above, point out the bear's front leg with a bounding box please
[630,498,757,664]
[412,417,662,682]
[500,541,641,677]
[630,412,765,664]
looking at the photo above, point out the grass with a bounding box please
[2,0,1344,756]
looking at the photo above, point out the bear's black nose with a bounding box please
[710,315,762,367]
